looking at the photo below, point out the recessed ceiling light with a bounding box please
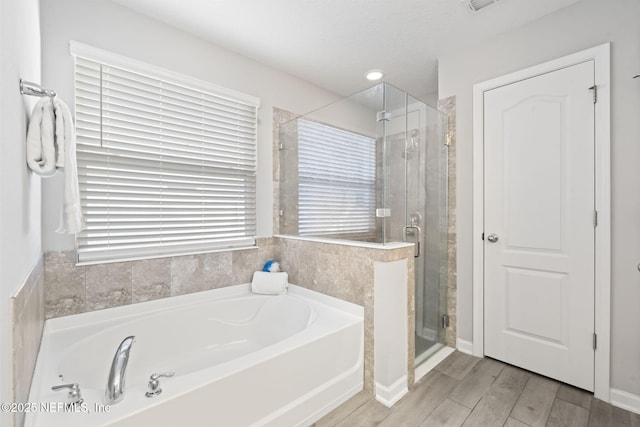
[365,70,384,81]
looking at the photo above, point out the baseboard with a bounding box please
[456,338,474,355]
[375,376,408,407]
[610,388,640,415]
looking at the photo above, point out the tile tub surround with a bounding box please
[275,236,415,396]
[44,238,278,319]
[43,233,415,399]
[10,256,45,427]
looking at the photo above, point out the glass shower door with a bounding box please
[379,83,448,365]
[405,96,448,366]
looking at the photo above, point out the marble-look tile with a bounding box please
[364,307,375,394]
[303,250,368,305]
[446,314,458,348]
[170,255,206,295]
[86,262,132,311]
[232,243,275,285]
[383,245,415,262]
[272,108,299,180]
[447,288,457,314]
[407,313,416,387]
[131,258,171,303]
[13,258,43,318]
[45,261,86,318]
[202,251,233,289]
[364,266,375,396]
[272,181,281,236]
[273,108,301,237]
[12,259,45,427]
[278,239,302,283]
[169,252,234,295]
[44,250,76,265]
[439,95,457,349]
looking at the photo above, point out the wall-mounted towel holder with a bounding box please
[20,79,56,98]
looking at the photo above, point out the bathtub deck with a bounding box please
[313,351,640,427]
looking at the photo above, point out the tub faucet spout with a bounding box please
[105,336,135,405]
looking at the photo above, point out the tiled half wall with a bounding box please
[277,237,415,393]
[10,257,45,427]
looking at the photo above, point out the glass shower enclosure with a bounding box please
[279,82,449,365]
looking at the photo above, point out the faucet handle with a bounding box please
[150,372,175,381]
[145,372,175,398]
[51,383,83,406]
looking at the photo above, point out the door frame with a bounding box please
[471,43,611,400]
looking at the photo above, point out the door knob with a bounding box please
[487,234,499,243]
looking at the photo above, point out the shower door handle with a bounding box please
[403,225,421,258]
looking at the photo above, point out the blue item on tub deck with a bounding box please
[263,259,281,272]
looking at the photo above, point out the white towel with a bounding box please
[26,97,57,177]
[53,98,83,234]
[251,272,289,295]
[26,97,83,234]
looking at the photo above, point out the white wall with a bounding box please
[0,0,42,424]
[374,259,408,406]
[40,0,341,250]
[439,0,640,395]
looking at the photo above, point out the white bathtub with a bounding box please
[26,284,364,427]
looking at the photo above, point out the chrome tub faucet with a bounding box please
[105,336,135,405]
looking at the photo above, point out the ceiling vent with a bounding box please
[462,0,500,12]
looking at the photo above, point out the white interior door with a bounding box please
[483,61,595,391]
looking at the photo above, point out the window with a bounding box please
[72,43,259,263]
[297,119,377,239]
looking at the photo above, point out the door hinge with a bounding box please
[278,209,284,217]
[589,85,597,103]
[377,111,391,122]
[278,143,285,151]
[444,131,453,147]
[593,333,598,350]
[481,232,485,241]
[593,210,598,227]
[442,314,450,329]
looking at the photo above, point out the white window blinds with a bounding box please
[73,52,259,263]
[297,119,377,238]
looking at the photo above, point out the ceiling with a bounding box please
[110,0,582,98]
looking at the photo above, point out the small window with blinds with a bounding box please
[73,50,259,263]
[297,119,377,239]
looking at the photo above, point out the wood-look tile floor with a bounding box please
[313,351,640,427]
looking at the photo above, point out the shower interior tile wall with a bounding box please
[11,257,45,427]
[273,108,299,236]
[438,96,457,348]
